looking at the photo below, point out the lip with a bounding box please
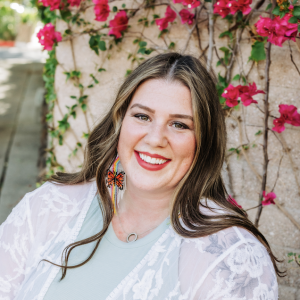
[134,151,171,171]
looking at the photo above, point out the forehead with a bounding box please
[130,79,193,115]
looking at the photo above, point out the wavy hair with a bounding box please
[49,52,284,279]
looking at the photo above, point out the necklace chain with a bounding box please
[116,212,160,243]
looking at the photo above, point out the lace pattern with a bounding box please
[0,181,278,300]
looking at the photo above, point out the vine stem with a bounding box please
[254,0,276,227]
[206,1,214,72]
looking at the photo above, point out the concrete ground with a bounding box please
[0,45,46,224]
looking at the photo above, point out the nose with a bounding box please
[143,121,168,148]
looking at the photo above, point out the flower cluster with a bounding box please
[222,82,264,107]
[93,0,110,22]
[262,191,276,206]
[156,6,176,31]
[255,14,298,47]
[109,11,128,38]
[37,23,62,51]
[38,0,80,10]
[213,0,252,18]
[173,0,201,9]
[179,9,195,24]
[272,104,300,133]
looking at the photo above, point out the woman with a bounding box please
[0,53,282,300]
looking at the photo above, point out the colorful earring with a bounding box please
[106,155,126,214]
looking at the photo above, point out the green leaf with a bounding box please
[89,35,99,55]
[293,0,298,4]
[279,11,286,18]
[83,132,90,139]
[219,31,233,40]
[98,40,106,51]
[168,42,175,49]
[153,14,160,19]
[216,60,223,67]
[64,29,71,35]
[242,76,247,85]
[77,142,82,147]
[293,6,300,17]
[58,135,63,146]
[70,95,77,99]
[289,16,298,23]
[232,74,241,81]
[87,84,94,88]
[298,24,300,33]
[144,49,153,55]
[229,148,236,151]
[236,11,243,22]
[255,130,262,136]
[139,41,147,47]
[122,3,126,8]
[125,69,132,76]
[133,39,139,44]
[288,259,294,263]
[249,41,266,62]
[98,68,106,72]
[265,3,272,11]
[81,103,87,112]
[46,113,53,122]
[288,252,294,256]
[113,6,118,12]
[137,47,146,55]
[60,9,71,22]
[90,74,99,84]
[234,103,240,110]
[272,6,280,15]
[158,29,168,38]
[224,15,233,23]
[204,0,212,2]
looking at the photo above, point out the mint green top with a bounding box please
[44,195,170,300]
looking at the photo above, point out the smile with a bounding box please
[134,151,171,171]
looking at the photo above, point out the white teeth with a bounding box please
[138,152,168,165]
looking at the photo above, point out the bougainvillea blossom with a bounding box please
[108,11,128,38]
[213,0,231,18]
[238,82,264,106]
[228,196,243,209]
[173,0,200,8]
[272,104,300,133]
[155,6,176,31]
[179,9,195,25]
[93,0,110,22]
[67,0,81,7]
[39,0,61,11]
[261,191,276,206]
[222,84,240,107]
[255,14,298,47]
[37,23,62,51]
[228,0,252,15]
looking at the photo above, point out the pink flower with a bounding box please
[108,10,128,38]
[262,191,276,206]
[68,0,81,6]
[173,0,200,8]
[228,196,243,209]
[179,9,195,25]
[38,0,61,11]
[255,14,298,47]
[238,82,264,106]
[213,0,231,18]
[272,104,300,133]
[288,4,294,9]
[156,6,176,31]
[37,23,62,51]
[93,0,110,22]
[228,0,252,15]
[222,84,240,107]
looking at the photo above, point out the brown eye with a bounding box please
[172,122,188,129]
[135,114,150,122]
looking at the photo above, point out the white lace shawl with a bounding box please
[0,181,278,300]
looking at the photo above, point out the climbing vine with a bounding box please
[34,0,300,270]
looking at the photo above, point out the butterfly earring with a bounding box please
[106,155,126,214]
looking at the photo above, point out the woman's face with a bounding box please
[118,79,196,194]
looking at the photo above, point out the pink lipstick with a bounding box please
[134,151,171,171]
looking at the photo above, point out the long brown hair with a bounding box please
[49,52,284,279]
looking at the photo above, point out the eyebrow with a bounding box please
[130,103,193,121]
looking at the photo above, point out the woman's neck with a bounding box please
[111,186,172,242]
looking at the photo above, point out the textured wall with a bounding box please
[54,1,300,297]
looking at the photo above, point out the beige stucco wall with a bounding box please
[54,1,300,297]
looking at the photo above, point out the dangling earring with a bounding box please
[106,155,126,214]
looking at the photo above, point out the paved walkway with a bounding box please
[0,46,45,224]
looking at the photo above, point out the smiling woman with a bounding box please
[0,53,283,300]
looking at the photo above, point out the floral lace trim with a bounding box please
[37,181,98,300]
[106,226,172,300]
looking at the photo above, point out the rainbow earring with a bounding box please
[106,156,126,214]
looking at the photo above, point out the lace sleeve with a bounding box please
[179,227,278,300]
[0,193,35,299]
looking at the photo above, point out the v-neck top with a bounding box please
[43,194,170,300]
